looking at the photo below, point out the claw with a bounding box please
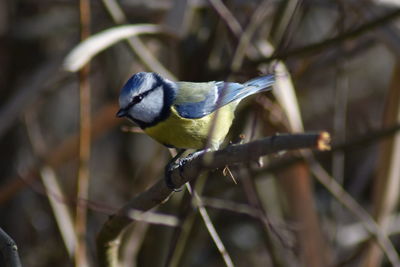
[165,161,182,192]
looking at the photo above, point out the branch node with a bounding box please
[317,131,331,151]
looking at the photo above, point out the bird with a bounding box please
[116,72,274,189]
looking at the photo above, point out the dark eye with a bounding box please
[133,94,143,103]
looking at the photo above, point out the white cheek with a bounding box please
[128,87,164,123]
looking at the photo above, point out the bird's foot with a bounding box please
[165,161,183,192]
[186,149,209,161]
[164,149,209,191]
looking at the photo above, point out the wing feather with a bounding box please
[174,75,274,119]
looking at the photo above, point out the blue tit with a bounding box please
[116,72,274,189]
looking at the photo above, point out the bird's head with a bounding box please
[116,72,176,128]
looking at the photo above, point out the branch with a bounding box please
[252,122,400,175]
[0,227,22,267]
[96,132,330,267]
[255,9,400,63]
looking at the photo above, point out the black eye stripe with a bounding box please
[123,83,161,112]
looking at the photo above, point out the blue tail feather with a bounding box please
[222,74,274,103]
[243,74,275,90]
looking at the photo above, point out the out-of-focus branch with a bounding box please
[255,9,400,63]
[240,167,286,267]
[0,103,119,205]
[101,0,176,80]
[309,159,400,267]
[0,59,67,140]
[63,24,174,73]
[269,0,301,52]
[337,213,400,247]
[231,0,273,71]
[41,167,78,257]
[0,227,21,267]
[350,1,400,57]
[207,0,242,38]
[362,64,400,266]
[187,184,234,267]
[75,0,91,266]
[24,113,77,257]
[96,132,330,267]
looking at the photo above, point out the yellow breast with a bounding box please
[144,105,235,150]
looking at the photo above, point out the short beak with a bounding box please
[116,108,127,118]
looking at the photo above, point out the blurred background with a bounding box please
[1,0,400,266]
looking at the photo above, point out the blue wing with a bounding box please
[174,75,274,119]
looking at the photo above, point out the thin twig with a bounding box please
[332,51,349,185]
[362,63,400,266]
[64,24,172,72]
[120,223,149,267]
[255,9,400,63]
[331,42,349,228]
[269,0,302,58]
[41,167,78,256]
[165,193,197,267]
[202,196,260,217]
[101,0,176,80]
[231,0,273,71]
[337,213,400,247]
[24,109,78,257]
[207,0,242,38]
[127,210,179,227]
[346,0,400,57]
[186,184,234,267]
[164,168,204,267]
[240,167,286,267]
[0,103,119,205]
[0,59,67,140]
[163,166,207,267]
[308,157,400,267]
[75,0,91,265]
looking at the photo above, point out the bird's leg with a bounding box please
[165,149,186,191]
